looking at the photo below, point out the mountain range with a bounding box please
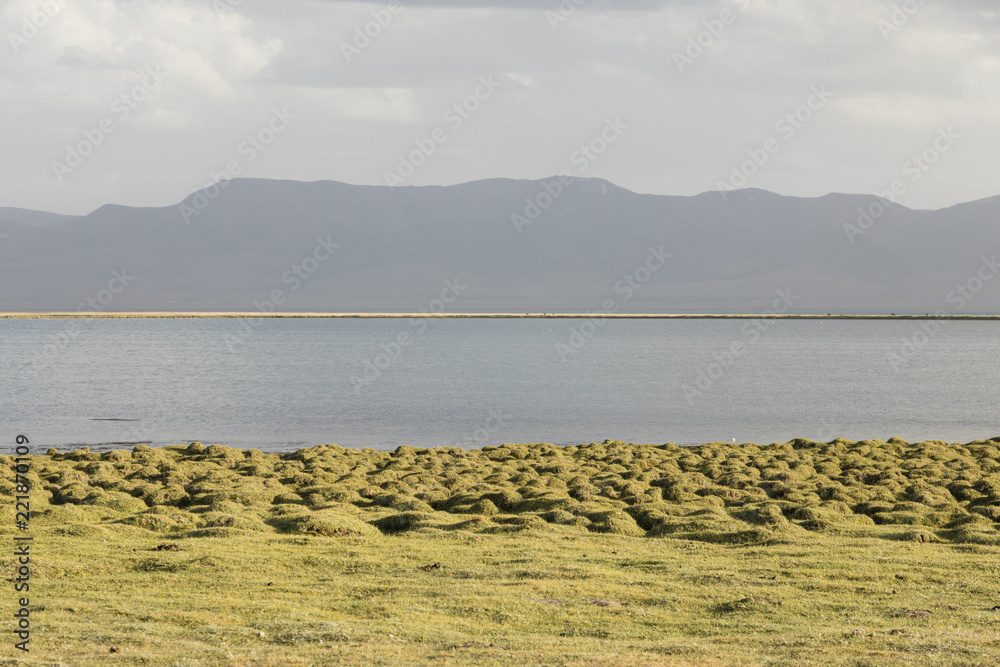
[1,177,999,314]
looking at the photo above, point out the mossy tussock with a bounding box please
[5,437,1000,544]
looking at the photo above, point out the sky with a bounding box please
[1,0,998,215]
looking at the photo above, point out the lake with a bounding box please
[1,317,997,452]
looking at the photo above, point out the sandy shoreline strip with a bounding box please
[1,312,998,320]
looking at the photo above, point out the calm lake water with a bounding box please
[1,318,998,452]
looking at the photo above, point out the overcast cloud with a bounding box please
[1,0,997,214]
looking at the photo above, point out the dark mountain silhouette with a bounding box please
[1,177,998,313]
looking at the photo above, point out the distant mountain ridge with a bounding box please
[1,177,999,313]
[0,207,80,227]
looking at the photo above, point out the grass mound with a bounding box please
[5,437,1000,545]
[270,511,379,537]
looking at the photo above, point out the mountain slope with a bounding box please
[0,178,998,313]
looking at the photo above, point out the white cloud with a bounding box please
[312,87,419,121]
[0,0,997,213]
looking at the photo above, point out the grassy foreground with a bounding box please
[4,438,1000,665]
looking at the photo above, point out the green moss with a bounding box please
[469,499,500,516]
[197,512,248,529]
[273,492,306,505]
[270,504,311,517]
[751,503,790,527]
[144,484,190,507]
[489,515,552,532]
[117,512,196,533]
[83,490,148,513]
[51,482,92,504]
[370,512,433,533]
[587,510,644,536]
[13,438,1000,549]
[270,512,378,537]
[515,493,576,513]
